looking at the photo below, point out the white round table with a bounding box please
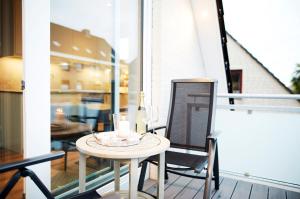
[76,132,170,199]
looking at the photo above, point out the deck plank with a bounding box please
[144,176,299,199]
[164,175,193,198]
[286,190,300,199]
[145,173,179,196]
[142,179,156,191]
[230,180,252,199]
[174,177,205,199]
[210,178,237,199]
[209,177,225,198]
[192,176,225,199]
[250,183,268,199]
[269,187,286,199]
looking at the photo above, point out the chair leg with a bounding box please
[204,140,216,199]
[165,162,169,180]
[138,161,148,191]
[64,150,68,171]
[213,143,220,190]
[62,142,68,171]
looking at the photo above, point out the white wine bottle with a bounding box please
[136,91,147,134]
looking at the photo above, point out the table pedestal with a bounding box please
[79,153,165,199]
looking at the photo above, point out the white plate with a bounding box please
[94,131,141,147]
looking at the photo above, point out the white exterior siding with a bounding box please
[151,0,228,124]
[227,34,300,107]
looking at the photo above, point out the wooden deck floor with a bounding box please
[142,173,300,199]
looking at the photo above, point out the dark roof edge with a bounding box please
[226,32,293,94]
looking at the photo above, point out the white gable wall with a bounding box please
[227,34,299,107]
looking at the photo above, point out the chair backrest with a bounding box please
[166,79,217,152]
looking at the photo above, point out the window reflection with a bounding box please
[50,0,139,195]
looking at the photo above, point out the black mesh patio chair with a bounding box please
[138,78,220,199]
[0,151,119,199]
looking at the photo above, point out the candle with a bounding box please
[118,121,130,138]
[56,108,65,121]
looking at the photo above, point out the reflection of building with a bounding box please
[50,23,128,93]
[227,33,300,107]
[50,23,129,132]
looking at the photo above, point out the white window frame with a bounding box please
[21,0,153,197]
[22,0,51,198]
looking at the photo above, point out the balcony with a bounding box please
[1,0,300,198]
[134,93,300,198]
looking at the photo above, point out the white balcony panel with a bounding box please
[216,109,300,185]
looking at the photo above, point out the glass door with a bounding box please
[50,0,141,196]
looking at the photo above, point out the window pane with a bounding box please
[50,0,140,195]
[0,0,23,198]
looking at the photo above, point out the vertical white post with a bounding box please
[142,0,157,181]
[142,0,152,105]
[79,152,86,193]
[157,152,165,199]
[22,0,50,198]
[113,0,120,114]
[114,160,120,191]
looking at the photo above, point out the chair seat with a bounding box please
[148,150,208,172]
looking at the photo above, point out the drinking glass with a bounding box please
[113,112,130,137]
[144,105,159,134]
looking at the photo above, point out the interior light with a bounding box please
[52,40,61,47]
[100,51,106,57]
[85,48,92,54]
[60,62,70,70]
[74,63,83,71]
[72,46,80,51]
[60,62,69,66]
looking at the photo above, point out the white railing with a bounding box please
[217,93,300,113]
[215,93,300,187]
[218,93,300,100]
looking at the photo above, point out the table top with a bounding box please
[51,122,91,139]
[76,132,170,159]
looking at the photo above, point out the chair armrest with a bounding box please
[207,130,221,141]
[147,125,166,134]
[0,151,65,173]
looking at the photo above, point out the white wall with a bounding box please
[23,0,51,198]
[152,0,228,124]
[191,0,228,92]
